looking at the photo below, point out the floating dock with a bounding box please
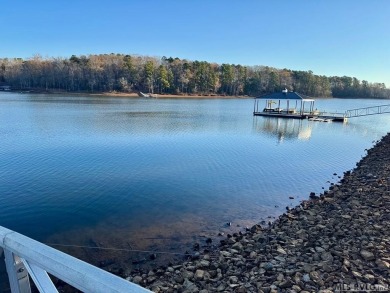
[254,91,390,123]
[253,111,347,122]
[253,91,347,122]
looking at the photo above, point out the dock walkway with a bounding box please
[345,104,390,118]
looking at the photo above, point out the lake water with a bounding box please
[1,92,389,269]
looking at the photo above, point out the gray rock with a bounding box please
[232,242,244,250]
[219,250,231,257]
[321,252,334,262]
[302,274,310,282]
[343,259,351,267]
[303,263,312,273]
[263,262,274,271]
[147,276,156,283]
[216,283,226,291]
[195,269,205,280]
[279,279,293,288]
[277,247,287,255]
[197,260,210,268]
[276,273,284,281]
[363,273,375,284]
[360,250,375,261]
[174,274,184,284]
[229,275,239,283]
[292,285,302,292]
[375,259,390,269]
[183,278,198,292]
[352,271,362,278]
[132,276,142,284]
[182,270,194,279]
[309,271,323,285]
[228,283,240,289]
[236,285,247,292]
[274,256,286,262]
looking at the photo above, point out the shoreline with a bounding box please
[122,133,390,292]
[7,89,251,99]
[8,89,384,100]
[93,92,251,99]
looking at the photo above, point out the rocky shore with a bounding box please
[127,133,390,292]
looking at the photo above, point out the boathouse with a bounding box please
[253,90,317,119]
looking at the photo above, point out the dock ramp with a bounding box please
[345,104,390,118]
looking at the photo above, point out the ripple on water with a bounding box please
[0,93,388,267]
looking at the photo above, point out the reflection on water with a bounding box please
[254,117,313,142]
[1,93,390,274]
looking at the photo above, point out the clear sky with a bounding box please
[1,0,389,86]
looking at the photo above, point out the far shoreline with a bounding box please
[7,89,388,100]
[94,92,251,99]
[7,89,253,99]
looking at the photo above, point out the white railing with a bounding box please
[345,104,390,118]
[0,226,152,293]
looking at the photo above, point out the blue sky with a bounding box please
[1,0,389,86]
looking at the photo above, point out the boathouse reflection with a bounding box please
[253,117,313,142]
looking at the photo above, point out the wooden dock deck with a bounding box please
[253,111,307,119]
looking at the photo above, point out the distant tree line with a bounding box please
[0,54,389,98]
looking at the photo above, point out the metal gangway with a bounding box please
[0,226,151,293]
[345,104,390,118]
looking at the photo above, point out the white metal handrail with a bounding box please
[0,226,151,293]
[345,104,390,118]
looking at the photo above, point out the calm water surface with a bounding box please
[1,92,389,267]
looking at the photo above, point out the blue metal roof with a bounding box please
[255,92,313,100]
